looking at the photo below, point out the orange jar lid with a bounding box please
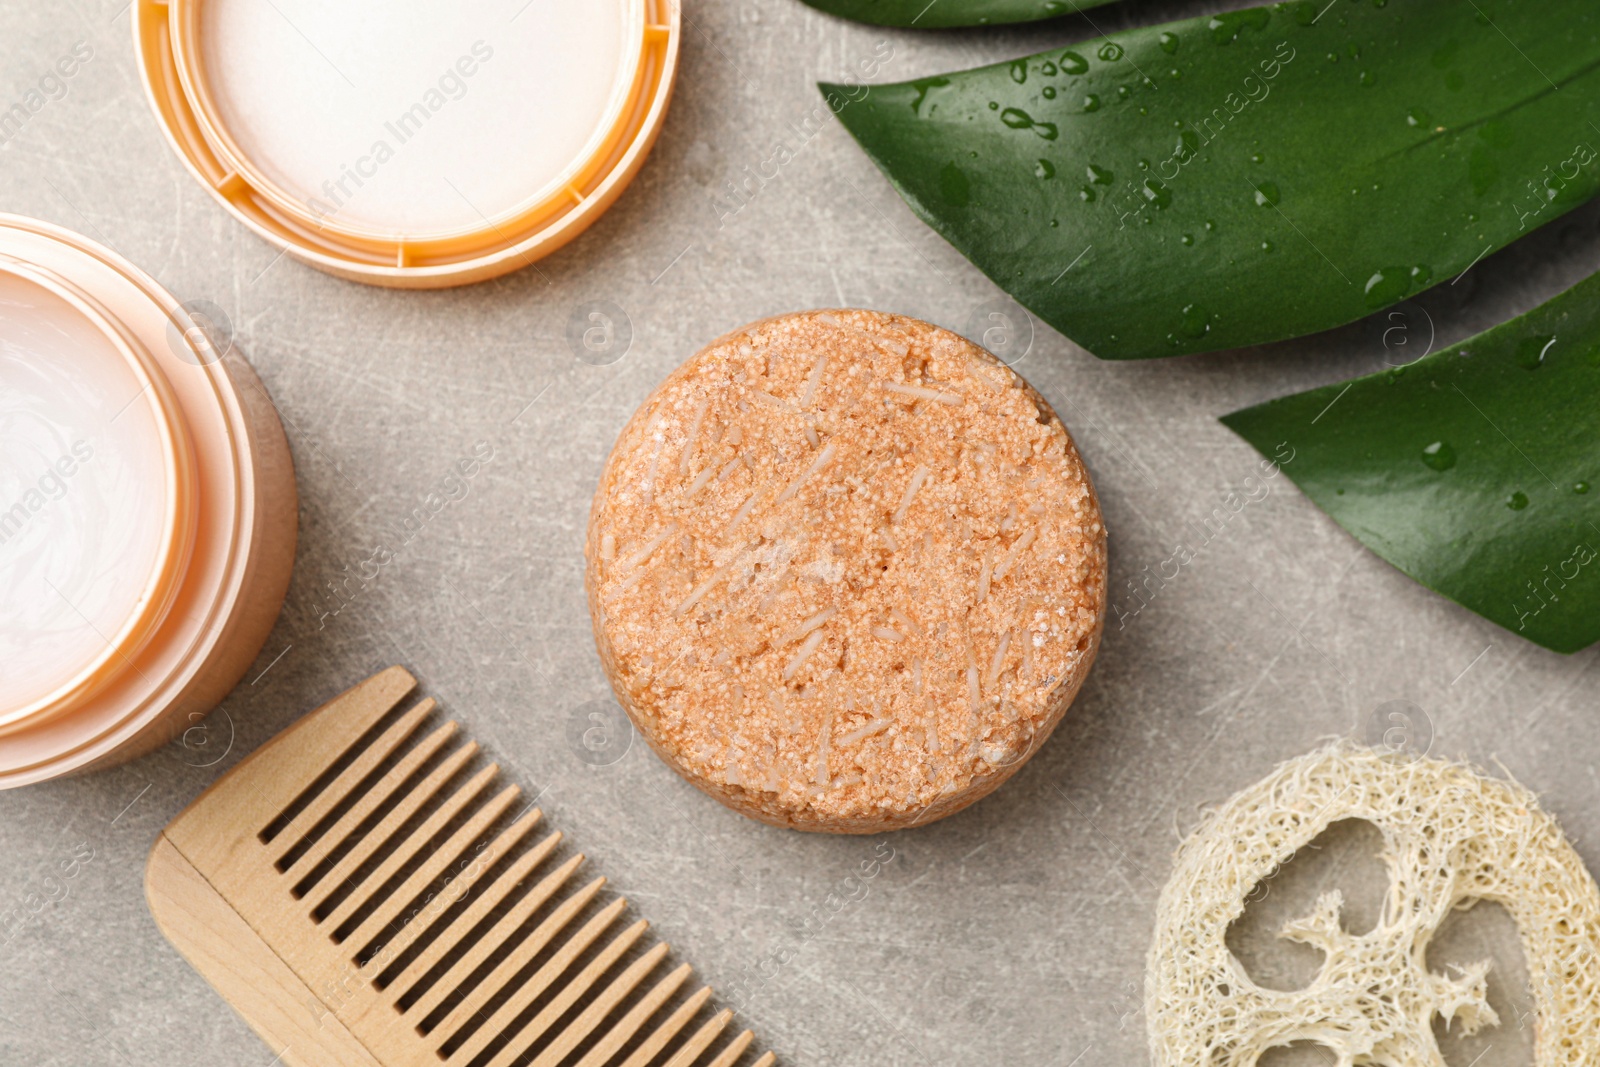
[133,0,680,287]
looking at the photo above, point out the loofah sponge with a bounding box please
[1146,743,1600,1067]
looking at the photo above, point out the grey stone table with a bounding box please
[2,2,1596,1065]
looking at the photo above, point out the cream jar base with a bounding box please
[0,215,299,788]
[70,352,297,778]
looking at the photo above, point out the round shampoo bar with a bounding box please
[135,0,679,287]
[586,310,1107,832]
[0,215,296,787]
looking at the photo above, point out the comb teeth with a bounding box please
[282,718,459,884]
[378,822,561,996]
[570,962,694,1067]
[322,760,502,934]
[505,937,674,1067]
[151,667,773,1067]
[416,857,601,1023]
[433,886,624,1051]
[271,697,438,863]
[464,920,658,1067]
[343,781,521,951]
[367,809,547,985]
[301,739,480,915]
[616,985,714,1067]
[665,1010,740,1067]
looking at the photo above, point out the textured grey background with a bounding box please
[2,2,1598,1065]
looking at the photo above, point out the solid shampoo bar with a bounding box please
[585,309,1106,832]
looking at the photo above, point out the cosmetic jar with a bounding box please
[134,0,680,287]
[0,215,297,787]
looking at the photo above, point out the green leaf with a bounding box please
[1222,272,1600,654]
[798,0,1116,29]
[823,1,1600,359]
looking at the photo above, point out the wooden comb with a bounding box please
[146,666,774,1067]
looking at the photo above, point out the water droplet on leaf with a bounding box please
[1207,9,1271,45]
[1421,441,1457,471]
[908,77,951,116]
[1178,303,1211,338]
[1364,267,1422,309]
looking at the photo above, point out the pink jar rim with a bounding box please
[0,259,199,731]
[0,214,290,786]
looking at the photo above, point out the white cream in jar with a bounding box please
[0,216,296,786]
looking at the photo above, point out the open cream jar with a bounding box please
[0,215,296,787]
